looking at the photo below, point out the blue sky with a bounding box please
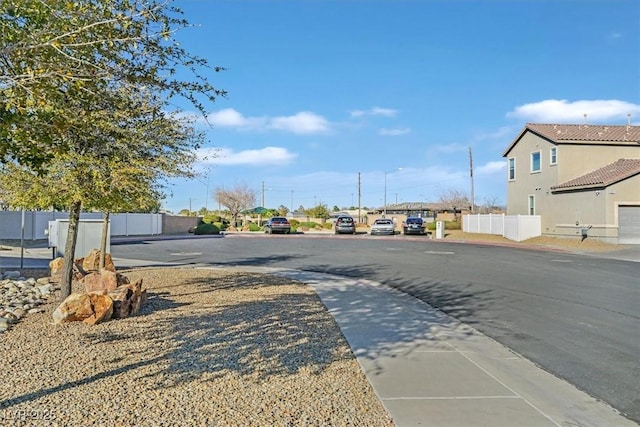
[163,0,640,214]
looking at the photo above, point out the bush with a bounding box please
[426,220,461,231]
[289,219,300,228]
[213,221,226,230]
[446,220,462,230]
[323,222,332,230]
[193,223,220,235]
[248,223,261,232]
[299,221,321,229]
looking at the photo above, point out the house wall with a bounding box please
[557,144,640,182]
[541,175,639,242]
[505,132,559,225]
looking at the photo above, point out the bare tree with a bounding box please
[438,189,471,210]
[478,195,505,214]
[214,184,256,226]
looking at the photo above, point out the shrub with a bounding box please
[446,220,462,230]
[323,222,332,230]
[248,223,261,232]
[213,221,226,230]
[193,223,220,235]
[289,219,300,228]
[426,220,461,231]
[299,221,321,229]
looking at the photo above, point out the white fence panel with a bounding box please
[503,215,541,242]
[464,214,541,242]
[109,213,162,236]
[0,211,161,240]
[463,213,504,235]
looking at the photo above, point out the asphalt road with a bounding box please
[110,233,640,423]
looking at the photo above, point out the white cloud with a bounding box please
[205,108,328,134]
[379,127,411,136]
[476,161,505,175]
[506,99,640,123]
[206,108,266,129]
[350,107,398,118]
[198,146,297,166]
[268,111,330,134]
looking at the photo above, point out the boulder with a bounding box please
[82,269,129,294]
[52,293,94,324]
[109,286,133,319]
[81,249,116,272]
[52,293,114,325]
[109,279,146,318]
[83,294,114,325]
[49,258,65,276]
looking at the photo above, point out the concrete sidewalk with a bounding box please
[236,267,636,427]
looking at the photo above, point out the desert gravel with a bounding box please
[0,268,394,427]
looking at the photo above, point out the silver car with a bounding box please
[334,215,356,234]
[370,218,395,235]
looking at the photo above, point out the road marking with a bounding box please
[170,252,202,256]
[550,259,573,263]
[424,250,455,255]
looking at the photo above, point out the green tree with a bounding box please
[277,205,290,217]
[0,1,224,299]
[1,0,225,170]
[305,203,330,220]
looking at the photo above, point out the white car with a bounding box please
[370,218,395,235]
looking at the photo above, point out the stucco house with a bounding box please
[502,123,640,244]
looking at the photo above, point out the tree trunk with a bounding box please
[60,199,82,300]
[100,212,110,269]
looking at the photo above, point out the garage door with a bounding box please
[618,205,640,244]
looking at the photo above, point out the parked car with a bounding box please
[264,217,291,234]
[334,215,356,234]
[403,217,425,235]
[370,218,395,235]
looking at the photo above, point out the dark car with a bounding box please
[403,217,425,235]
[334,215,356,234]
[264,217,291,234]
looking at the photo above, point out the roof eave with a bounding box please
[502,124,558,157]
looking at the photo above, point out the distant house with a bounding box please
[502,123,640,244]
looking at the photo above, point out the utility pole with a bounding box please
[259,181,265,226]
[469,147,475,212]
[358,172,362,223]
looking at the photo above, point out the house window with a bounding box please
[508,158,516,181]
[528,195,535,215]
[531,151,541,173]
[550,147,557,165]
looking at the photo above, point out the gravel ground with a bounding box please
[0,268,393,427]
[443,229,623,252]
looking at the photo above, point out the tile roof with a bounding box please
[503,123,640,156]
[527,123,640,143]
[551,158,640,192]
